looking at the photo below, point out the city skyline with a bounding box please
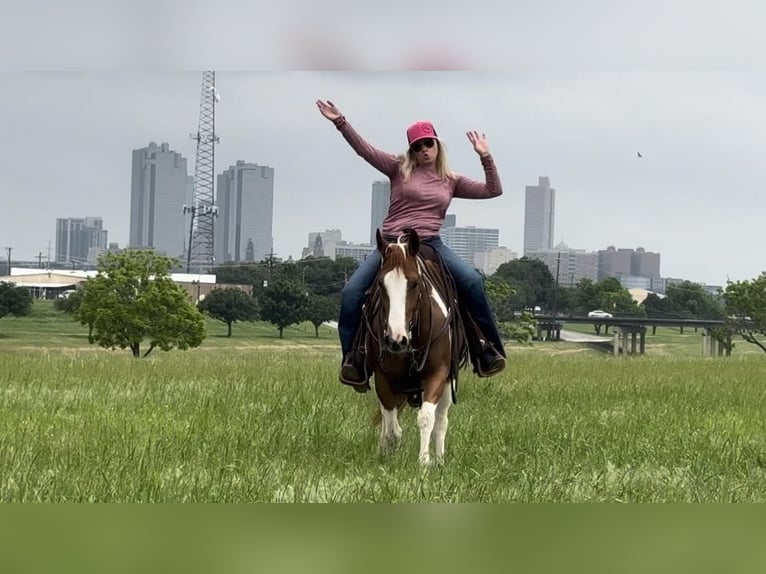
[2,72,764,286]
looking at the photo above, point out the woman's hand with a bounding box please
[466,130,490,157]
[316,100,342,121]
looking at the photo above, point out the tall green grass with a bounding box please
[0,346,763,502]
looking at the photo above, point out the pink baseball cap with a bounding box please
[406,120,439,146]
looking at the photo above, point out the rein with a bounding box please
[362,251,454,375]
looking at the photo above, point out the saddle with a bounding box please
[349,239,497,405]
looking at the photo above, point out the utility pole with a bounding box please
[4,246,11,276]
[38,252,44,269]
[552,251,561,316]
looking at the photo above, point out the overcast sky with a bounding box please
[1,71,764,285]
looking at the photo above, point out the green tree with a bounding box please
[53,286,84,314]
[304,293,339,337]
[76,250,206,357]
[197,287,259,337]
[570,278,601,314]
[0,281,33,321]
[666,281,725,320]
[722,275,766,353]
[493,257,555,311]
[642,292,674,317]
[484,275,516,321]
[259,279,309,338]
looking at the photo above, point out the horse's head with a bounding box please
[375,228,423,354]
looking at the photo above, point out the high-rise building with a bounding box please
[215,161,275,264]
[441,225,499,267]
[598,245,661,280]
[473,246,518,275]
[55,217,108,265]
[523,176,556,254]
[442,213,457,229]
[631,247,661,278]
[528,242,599,287]
[302,229,343,259]
[370,180,391,244]
[129,142,192,260]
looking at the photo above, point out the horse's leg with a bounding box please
[375,375,403,454]
[416,401,436,466]
[378,401,402,453]
[432,378,453,464]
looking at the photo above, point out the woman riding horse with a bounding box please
[316,99,507,391]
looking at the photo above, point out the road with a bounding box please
[559,329,612,343]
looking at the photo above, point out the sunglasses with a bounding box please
[410,138,436,153]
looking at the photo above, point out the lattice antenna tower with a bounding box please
[184,71,220,273]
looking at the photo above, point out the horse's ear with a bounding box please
[407,228,420,257]
[375,228,388,255]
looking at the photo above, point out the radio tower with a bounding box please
[184,71,221,273]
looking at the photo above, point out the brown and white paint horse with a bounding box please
[366,228,460,466]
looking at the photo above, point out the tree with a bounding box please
[0,281,33,320]
[666,281,725,320]
[570,278,601,314]
[197,287,259,337]
[643,292,674,317]
[76,250,206,357]
[54,286,84,314]
[722,275,766,353]
[259,279,309,338]
[493,257,555,311]
[304,293,339,337]
[484,275,516,321]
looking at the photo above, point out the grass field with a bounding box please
[0,302,764,502]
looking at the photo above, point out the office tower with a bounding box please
[215,161,275,263]
[55,217,108,264]
[441,225,500,267]
[370,180,391,244]
[129,142,192,259]
[523,176,556,254]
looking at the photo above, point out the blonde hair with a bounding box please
[398,140,454,182]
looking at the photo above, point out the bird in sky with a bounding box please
[637,152,643,158]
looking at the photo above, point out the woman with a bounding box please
[316,99,507,391]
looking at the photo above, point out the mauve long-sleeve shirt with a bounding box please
[333,115,503,239]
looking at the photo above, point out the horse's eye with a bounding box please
[408,280,419,291]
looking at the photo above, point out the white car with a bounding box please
[588,309,613,318]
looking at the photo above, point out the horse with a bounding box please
[360,228,468,466]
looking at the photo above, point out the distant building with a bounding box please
[598,245,661,280]
[302,229,343,259]
[441,225,499,267]
[334,243,377,264]
[129,142,192,260]
[55,217,108,266]
[473,246,517,275]
[370,181,391,244]
[523,176,555,254]
[527,242,599,286]
[215,161,275,264]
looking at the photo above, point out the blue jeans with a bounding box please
[338,236,506,359]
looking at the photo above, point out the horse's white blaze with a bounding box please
[383,267,409,343]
